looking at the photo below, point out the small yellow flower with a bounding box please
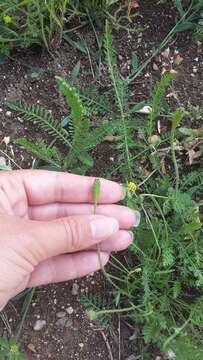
[10,345,18,353]
[3,15,12,24]
[127,181,138,191]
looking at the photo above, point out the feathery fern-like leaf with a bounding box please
[150,73,174,122]
[104,20,132,177]
[15,138,61,168]
[181,171,203,190]
[55,76,83,124]
[55,77,92,168]
[171,335,203,360]
[148,73,174,136]
[104,20,126,109]
[7,101,72,148]
[81,293,112,329]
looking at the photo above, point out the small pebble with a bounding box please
[5,111,11,117]
[33,319,46,331]
[3,136,10,145]
[56,311,66,318]
[125,355,138,360]
[72,283,79,296]
[165,351,176,360]
[27,343,36,353]
[66,306,74,314]
[56,317,73,328]
[170,69,178,75]
[79,343,84,349]
[153,63,159,71]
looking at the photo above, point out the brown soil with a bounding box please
[0,2,202,359]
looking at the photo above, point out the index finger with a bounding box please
[12,170,125,205]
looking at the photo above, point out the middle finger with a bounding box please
[29,203,140,229]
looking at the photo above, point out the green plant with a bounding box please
[173,0,203,39]
[6,16,203,360]
[78,22,203,358]
[68,0,120,13]
[0,288,34,359]
[194,9,203,39]
[81,293,113,329]
[67,0,138,28]
[7,77,113,174]
[0,337,26,359]
[0,0,69,53]
[0,0,137,55]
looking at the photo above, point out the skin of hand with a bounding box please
[0,170,140,310]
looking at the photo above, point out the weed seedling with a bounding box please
[0,337,26,359]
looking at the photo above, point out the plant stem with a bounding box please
[141,194,168,199]
[15,288,35,341]
[139,169,157,187]
[105,21,132,178]
[141,204,161,257]
[95,304,139,317]
[0,149,22,169]
[171,129,180,192]
[92,179,130,298]
[127,3,193,84]
[163,317,190,350]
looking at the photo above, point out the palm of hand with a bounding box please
[0,170,136,309]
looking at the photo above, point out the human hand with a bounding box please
[0,170,140,310]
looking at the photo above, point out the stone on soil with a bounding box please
[33,319,46,331]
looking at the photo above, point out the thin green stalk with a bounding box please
[95,304,140,317]
[147,192,169,242]
[82,36,95,79]
[163,316,190,350]
[110,254,129,274]
[105,21,132,178]
[63,22,88,34]
[107,274,127,283]
[127,3,193,85]
[108,260,128,274]
[92,179,130,298]
[138,169,157,187]
[141,204,161,257]
[141,194,168,199]
[86,9,102,51]
[109,148,149,177]
[15,288,35,341]
[0,149,21,169]
[171,129,180,192]
[39,14,49,49]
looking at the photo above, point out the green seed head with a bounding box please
[87,309,98,321]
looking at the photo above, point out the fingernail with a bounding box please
[133,210,141,227]
[91,217,119,239]
[128,231,134,242]
[120,184,126,200]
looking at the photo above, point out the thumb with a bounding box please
[26,215,119,262]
